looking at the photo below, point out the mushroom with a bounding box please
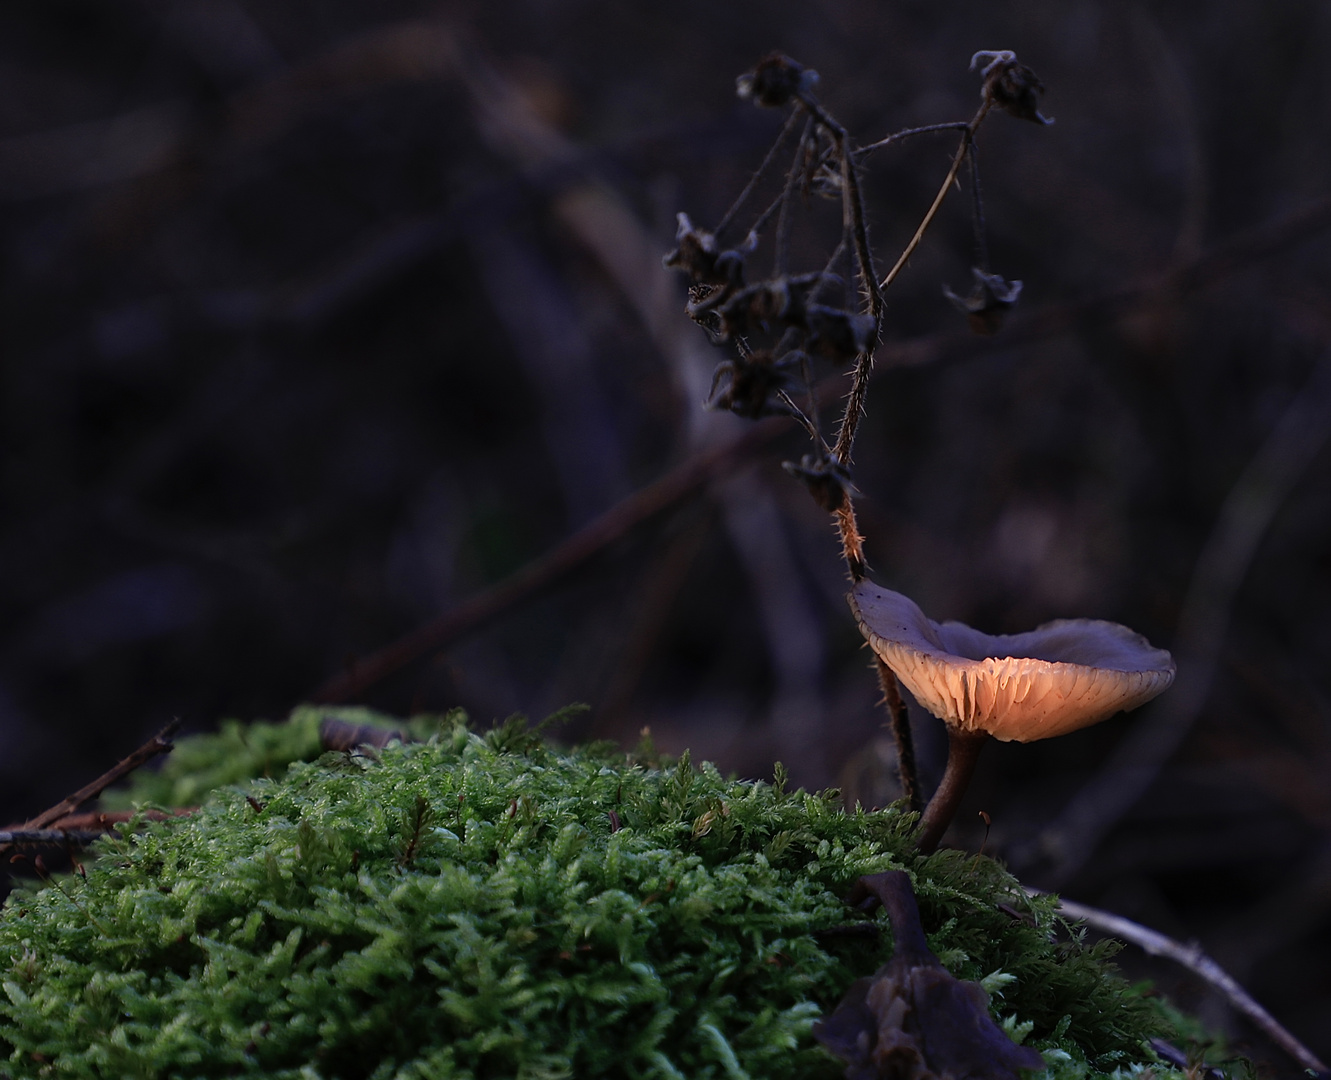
[849,581,1175,853]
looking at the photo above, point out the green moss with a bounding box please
[2,708,1188,1079]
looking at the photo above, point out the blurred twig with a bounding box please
[0,830,108,848]
[310,421,785,703]
[1037,889,1329,1074]
[1023,348,1331,884]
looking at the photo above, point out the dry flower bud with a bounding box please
[736,52,819,108]
[783,454,855,513]
[943,269,1023,335]
[706,350,800,418]
[664,213,754,292]
[971,51,1053,125]
[806,305,879,359]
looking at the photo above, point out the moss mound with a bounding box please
[0,708,1181,1079]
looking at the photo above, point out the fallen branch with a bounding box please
[1035,889,1329,1075]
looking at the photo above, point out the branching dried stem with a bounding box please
[664,52,1045,839]
[879,101,992,294]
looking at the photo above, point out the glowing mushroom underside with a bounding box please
[850,582,1175,743]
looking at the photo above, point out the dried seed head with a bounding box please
[971,50,1053,125]
[663,213,754,291]
[805,305,878,360]
[736,52,819,108]
[706,350,800,418]
[943,268,1023,335]
[783,453,856,513]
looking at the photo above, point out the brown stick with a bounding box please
[20,719,181,833]
[917,728,986,854]
[875,659,921,813]
[1,719,182,863]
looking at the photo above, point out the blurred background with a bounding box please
[1,0,1329,1070]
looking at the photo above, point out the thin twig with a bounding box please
[715,108,804,240]
[785,92,884,582]
[1033,889,1329,1075]
[966,144,988,272]
[773,117,813,277]
[879,100,991,293]
[17,719,181,835]
[854,121,972,158]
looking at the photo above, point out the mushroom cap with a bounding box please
[850,582,1175,742]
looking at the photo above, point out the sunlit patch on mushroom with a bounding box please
[850,581,1174,743]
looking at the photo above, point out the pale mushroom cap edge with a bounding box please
[849,582,1176,743]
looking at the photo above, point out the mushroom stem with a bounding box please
[917,729,986,854]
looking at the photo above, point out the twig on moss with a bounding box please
[1036,889,1329,1075]
[2,719,182,863]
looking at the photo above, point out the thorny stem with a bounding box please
[917,728,986,854]
[832,102,990,474]
[834,502,867,582]
[875,658,921,812]
[787,94,884,582]
[825,100,992,582]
